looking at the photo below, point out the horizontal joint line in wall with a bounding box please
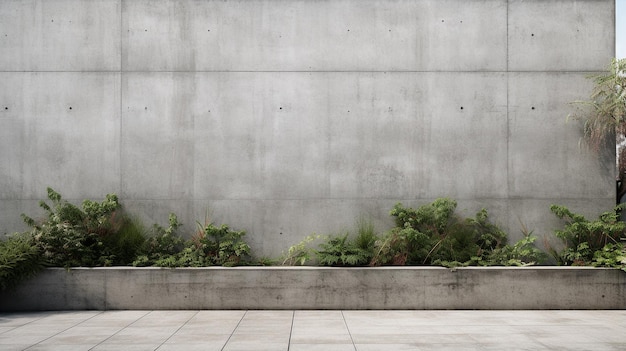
[0,70,122,73]
[119,70,593,74]
[0,70,605,74]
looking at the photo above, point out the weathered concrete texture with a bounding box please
[0,267,624,310]
[0,72,122,200]
[122,0,508,72]
[0,0,617,258]
[508,0,614,71]
[0,0,121,71]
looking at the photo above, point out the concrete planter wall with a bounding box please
[1,267,624,311]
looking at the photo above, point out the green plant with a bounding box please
[22,188,123,267]
[0,233,44,290]
[316,233,372,266]
[191,222,251,267]
[133,213,185,267]
[371,226,431,266]
[592,243,626,270]
[570,58,626,152]
[569,58,626,201]
[354,217,378,253]
[476,228,546,267]
[280,234,322,265]
[372,199,509,267]
[99,214,146,266]
[549,204,626,265]
[432,208,509,266]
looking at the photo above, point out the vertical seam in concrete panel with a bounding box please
[506,0,510,205]
[103,268,108,310]
[119,0,124,196]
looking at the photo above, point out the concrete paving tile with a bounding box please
[292,319,348,329]
[356,344,421,351]
[187,310,245,325]
[344,310,432,320]
[443,325,519,335]
[91,343,161,351]
[102,326,179,344]
[157,343,225,351]
[292,327,350,337]
[0,331,59,345]
[291,331,352,342]
[290,333,353,344]
[242,310,293,320]
[519,325,607,342]
[0,327,14,334]
[222,341,289,351]
[227,332,290,343]
[294,310,345,319]
[350,333,477,344]
[0,312,51,326]
[1,310,625,350]
[345,311,480,327]
[498,311,621,327]
[30,311,101,325]
[467,332,544,345]
[79,310,150,327]
[0,345,34,351]
[38,327,122,345]
[532,336,617,350]
[25,344,97,351]
[174,322,239,335]
[3,323,69,335]
[130,310,196,327]
[290,344,357,351]
[163,331,231,344]
[531,343,624,351]
[234,322,292,334]
[184,317,242,326]
[341,325,461,335]
[472,345,551,351]
[411,345,487,351]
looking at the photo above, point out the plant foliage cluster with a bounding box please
[4,188,626,291]
[133,218,251,268]
[0,188,252,290]
[282,199,545,268]
[547,204,626,270]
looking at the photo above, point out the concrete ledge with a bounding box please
[1,267,624,311]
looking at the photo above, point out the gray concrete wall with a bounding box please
[1,267,624,310]
[0,0,616,258]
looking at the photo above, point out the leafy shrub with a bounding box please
[354,217,378,255]
[371,226,431,266]
[187,222,251,267]
[316,233,372,266]
[132,214,185,267]
[134,215,251,267]
[22,188,127,267]
[474,231,546,266]
[372,199,509,267]
[280,234,322,266]
[548,204,626,265]
[0,233,43,290]
[96,214,146,266]
[592,243,626,270]
[313,218,379,266]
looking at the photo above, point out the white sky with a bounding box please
[618,0,625,58]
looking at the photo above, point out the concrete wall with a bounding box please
[1,267,624,310]
[0,0,616,258]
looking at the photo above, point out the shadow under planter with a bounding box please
[1,266,625,311]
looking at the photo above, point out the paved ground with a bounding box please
[0,310,625,350]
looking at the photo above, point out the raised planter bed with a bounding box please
[1,266,624,311]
